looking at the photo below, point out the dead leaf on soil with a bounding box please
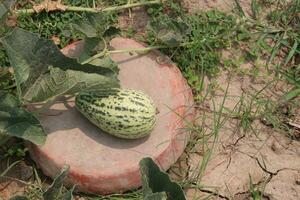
[51,36,60,45]
[33,0,67,13]
[5,15,18,27]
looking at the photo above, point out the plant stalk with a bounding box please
[81,45,168,65]
[81,41,192,64]
[15,0,161,15]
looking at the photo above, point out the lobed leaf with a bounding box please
[71,13,113,38]
[0,90,46,145]
[0,28,119,103]
[149,15,190,47]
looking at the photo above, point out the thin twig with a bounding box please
[15,0,161,15]
[81,42,192,64]
[0,160,22,176]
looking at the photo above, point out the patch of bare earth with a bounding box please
[170,64,300,199]
[0,158,33,199]
[118,7,149,33]
[166,2,300,199]
[181,0,253,14]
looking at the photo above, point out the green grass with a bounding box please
[16,0,121,48]
[145,6,242,96]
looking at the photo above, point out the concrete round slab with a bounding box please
[27,38,194,194]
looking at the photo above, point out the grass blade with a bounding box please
[267,33,282,69]
[283,40,298,66]
[283,88,300,101]
[234,0,245,17]
[251,0,259,19]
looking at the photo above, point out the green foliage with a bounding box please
[0,90,47,145]
[0,49,10,67]
[16,0,118,48]
[148,14,190,46]
[17,11,81,48]
[70,12,119,63]
[5,145,27,158]
[140,157,186,200]
[282,65,300,101]
[147,0,184,18]
[0,0,13,68]
[71,12,114,38]
[147,9,238,94]
[249,174,262,200]
[1,28,119,103]
[0,67,14,91]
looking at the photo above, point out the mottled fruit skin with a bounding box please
[75,88,156,139]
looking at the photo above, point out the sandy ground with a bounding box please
[180,70,300,199]
[181,0,253,14]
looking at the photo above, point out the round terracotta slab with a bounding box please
[27,38,194,194]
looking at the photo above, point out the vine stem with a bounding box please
[15,0,161,15]
[81,42,192,65]
[81,45,167,64]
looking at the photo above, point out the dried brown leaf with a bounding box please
[33,0,67,13]
[51,35,60,45]
[5,15,17,27]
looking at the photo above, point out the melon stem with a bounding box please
[15,0,162,15]
[81,42,192,65]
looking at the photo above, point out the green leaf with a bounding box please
[139,157,186,200]
[88,57,118,71]
[267,33,282,68]
[149,15,190,47]
[0,0,14,24]
[63,185,76,200]
[0,2,8,22]
[283,88,300,101]
[78,37,105,63]
[43,165,70,200]
[251,0,259,19]
[0,91,46,145]
[0,90,19,108]
[0,28,119,102]
[234,0,245,17]
[71,13,113,38]
[283,40,298,66]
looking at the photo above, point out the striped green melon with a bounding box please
[75,88,156,139]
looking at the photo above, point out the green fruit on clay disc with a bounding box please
[75,88,157,139]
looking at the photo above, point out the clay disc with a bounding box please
[27,38,194,194]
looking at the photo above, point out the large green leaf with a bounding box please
[0,0,10,35]
[70,13,117,64]
[0,28,119,102]
[0,2,8,22]
[0,89,19,108]
[149,15,190,47]
[0,0,14,25]
[78,36,105,63]
[71,13,113,38]
[139,157,186,200]
[0,90,46,145]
